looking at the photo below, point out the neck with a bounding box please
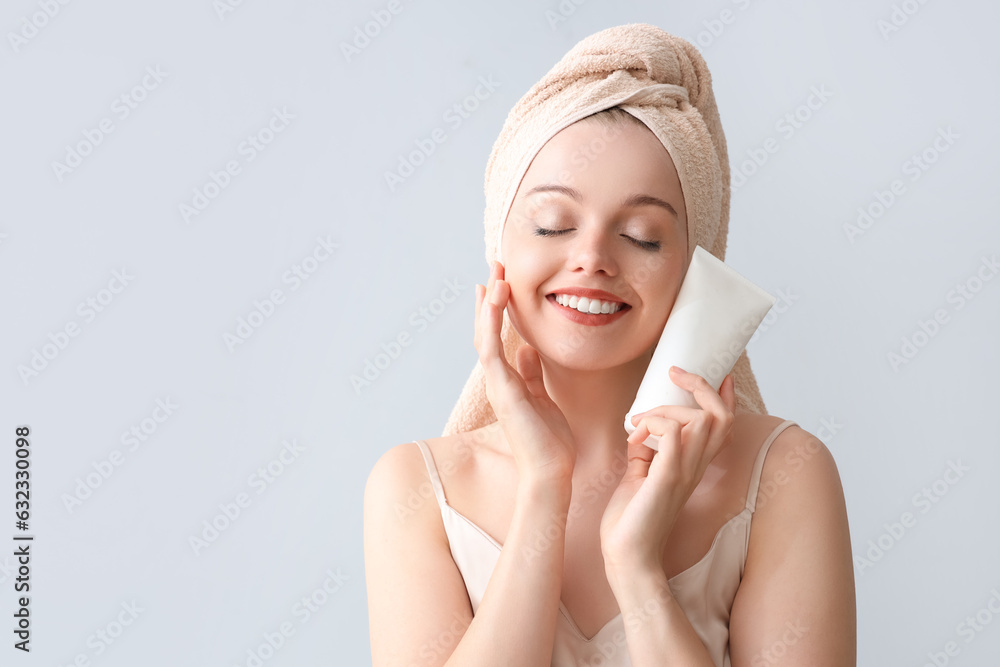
[537,350,654,467]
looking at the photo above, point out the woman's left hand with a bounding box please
[600,367,737,580]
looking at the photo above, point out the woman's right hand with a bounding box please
[474,260,577,482]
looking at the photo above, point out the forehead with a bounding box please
[516,119,682,205]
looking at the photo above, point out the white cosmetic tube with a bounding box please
[623,245,777,451]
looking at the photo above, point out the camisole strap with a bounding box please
[412,439,448,509]
[745,420,799,513]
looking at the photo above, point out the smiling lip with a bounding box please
[546,293,631,326]
[547,287,628,304]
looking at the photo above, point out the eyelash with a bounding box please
[532,226,661,251]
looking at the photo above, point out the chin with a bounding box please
[515,326,637,372]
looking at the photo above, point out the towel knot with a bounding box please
[547,23,704,107]
[618,82,690,110]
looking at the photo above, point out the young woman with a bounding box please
[365,24,855,667]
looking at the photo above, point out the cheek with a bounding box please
[630,266,684,319]
[500,268,547,328]
[503,247,550,294]
[505,279,537,314]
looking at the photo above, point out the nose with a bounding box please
[565,223,619,276]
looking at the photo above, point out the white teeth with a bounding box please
[553,293,623,314]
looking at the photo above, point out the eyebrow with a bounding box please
[525,184,678,221]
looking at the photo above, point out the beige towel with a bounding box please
[443,23,767,437]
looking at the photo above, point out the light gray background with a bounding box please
[1,0,997,665]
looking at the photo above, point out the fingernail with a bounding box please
[670,366,686,374]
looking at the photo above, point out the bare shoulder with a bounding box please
[363,427,494,536]
[730,412,841,482]
[754,417,845,507]
[730,412,850,564]
[363,432,485,665]
[363,439,437,560]
[729,416,856,664]
[725,411,793,469]
[365,434,452,520]
[364,438,426,515]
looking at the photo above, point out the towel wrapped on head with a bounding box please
[443,23,767,437]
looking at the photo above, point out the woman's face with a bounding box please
[500,116,689,371]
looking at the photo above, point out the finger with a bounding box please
[630,415,687,450]
[490,276,509,310]
[484,260,505,312]
[630,404,702,426]
[485,260,497,300]
[473,284,485,350]
[668,367,732,424]
[480,262,495,336]
[627,418,683,480]
[516,345,546,399]
[720,373,736,415]
[632,406,709,455]
[631,406,712,438]
[478,280,514,387]
[708,373,737,460]
[478,299,506,377]
[623,425,656,479]
[668,367,723,407]
[697,372,736,447]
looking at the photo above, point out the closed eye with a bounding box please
[532,226,661,251]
